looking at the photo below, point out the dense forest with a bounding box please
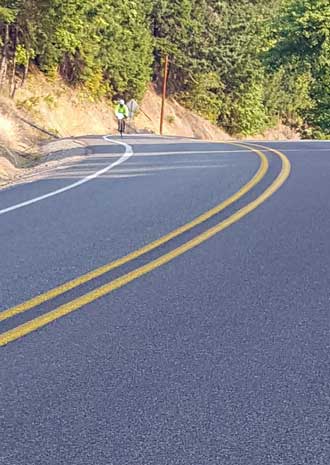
[0,0,329,137]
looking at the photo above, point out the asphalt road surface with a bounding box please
[1,135,330,464]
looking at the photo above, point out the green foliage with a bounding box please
[0,6,16,24]
[0,5,16,47]
[179,72,224,124]
[98,0,153,99]
[0,0,329,136]
[264,64,314,124]
[223,79,269,136]
[267,0,330,137]
[15,44,35,66]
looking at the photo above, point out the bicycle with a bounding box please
[117,114,126,137]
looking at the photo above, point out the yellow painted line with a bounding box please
[0,144,291,346]
[0,143,268,323]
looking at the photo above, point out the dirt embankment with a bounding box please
[0,72,231,182]
[0,70,298,184]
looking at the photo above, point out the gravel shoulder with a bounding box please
[0,139,89,189]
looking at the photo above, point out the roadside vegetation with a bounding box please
[0,0,329,138]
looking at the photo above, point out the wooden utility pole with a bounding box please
[160,54,169,136]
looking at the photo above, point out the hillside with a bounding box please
[0,0,329,142]
[5,75,303,170]
[0,71,232,183]
[1,0,328,184]
[3,70,232,141]
[0,66,302,185]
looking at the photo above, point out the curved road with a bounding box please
[1,135,329,464]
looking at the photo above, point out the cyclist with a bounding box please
[115,99,129,135]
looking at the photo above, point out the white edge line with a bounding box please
[0,136,133,216]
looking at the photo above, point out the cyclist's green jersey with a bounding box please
[115,104,129,118]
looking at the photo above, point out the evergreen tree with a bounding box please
[0,0,328,136]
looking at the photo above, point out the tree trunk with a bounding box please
[11,71,17,98]
[0,24,10,88]
[10,26,18,97]
[21,56,30,87]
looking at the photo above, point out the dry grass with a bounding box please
[14,72,117,137]
[0,69,299,182]
[136,88,231,140]
[0,112,17,147]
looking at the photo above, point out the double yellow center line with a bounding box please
[0,142,291,346]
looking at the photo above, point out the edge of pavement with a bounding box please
[0,132,295,191]
[0,138,93,190]
[0,134,228,190]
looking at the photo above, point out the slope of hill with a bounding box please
[0,70,299,185]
